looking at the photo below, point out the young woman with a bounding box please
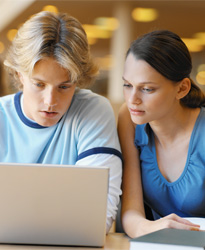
[2,11,122,233]
[118,30,205,238]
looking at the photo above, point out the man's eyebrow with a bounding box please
[31,77,72,85]
[60,80,72,84]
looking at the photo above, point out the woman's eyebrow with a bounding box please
[122,76,129,83]
[122,76,159,85]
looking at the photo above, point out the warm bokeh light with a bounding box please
[94,17,119,31]
[182,38,203,52]
[197,64,205,72]
[95,55,114,71]
[132,8,158,22]
[87,37,97,45]
[42,5,58,13]
[84,17,119,44]
[194,32,205,45]
[196,71,205,85]
[7,29,18,41]
[83,24,112,39]
[0,41,5,54]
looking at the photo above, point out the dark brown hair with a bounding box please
[127,30,205,108]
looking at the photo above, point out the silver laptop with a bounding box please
[0,163,109,247]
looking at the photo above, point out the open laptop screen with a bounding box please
[0,163,109,247]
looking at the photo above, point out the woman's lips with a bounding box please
[129,108,145,116]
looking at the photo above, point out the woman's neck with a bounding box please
[149,106,200,148]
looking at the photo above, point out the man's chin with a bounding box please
[36,118,59,127]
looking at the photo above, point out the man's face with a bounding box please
[19,57,76,127]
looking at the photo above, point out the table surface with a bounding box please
[0,233,130,250]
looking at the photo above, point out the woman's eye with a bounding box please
[142,88,154,93]
[123,83,132,88]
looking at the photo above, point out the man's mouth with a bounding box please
[40,111,58,117]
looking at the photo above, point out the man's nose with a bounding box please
[44,88,58,108]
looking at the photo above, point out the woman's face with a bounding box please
[19,57,76,127]
[123,53,181,125]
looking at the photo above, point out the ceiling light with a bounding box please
[196,71,205,85]
[95,55,113,71]
[182,38,203,52]
[197,64,205,72]
[94,17,119,31]
[0,42,5,54]
[7,29,18,41]
[132,8,158,22]
[194,32,205,45]
[83,24,112,39]
[87,37,97,45]
[42,5,58,13]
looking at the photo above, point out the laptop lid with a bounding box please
[0,163,109,247]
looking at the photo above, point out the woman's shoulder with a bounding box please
[191,108,205,146]
[195,107,205,126]
[200,106,205,116]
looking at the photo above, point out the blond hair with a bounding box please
[4,11,98,89]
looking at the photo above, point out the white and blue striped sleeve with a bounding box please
[75,93,122,233]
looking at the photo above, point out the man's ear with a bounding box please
[176,78,191,100]
[17,72,23,82]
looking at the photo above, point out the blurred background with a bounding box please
[0,0,205,117]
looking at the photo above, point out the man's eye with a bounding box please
[59,85,70,89]
[34,82,44,87]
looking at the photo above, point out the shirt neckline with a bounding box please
[14,92,48,129]
[152,108,203,186]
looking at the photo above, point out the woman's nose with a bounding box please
[129,89,142,105]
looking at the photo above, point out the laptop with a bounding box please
[0,162,109,247]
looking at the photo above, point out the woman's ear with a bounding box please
[176,78,191,100]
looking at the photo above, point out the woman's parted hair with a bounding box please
[127,30,205,108]
[4,11,98,89]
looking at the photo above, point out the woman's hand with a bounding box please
[134,213,201,238]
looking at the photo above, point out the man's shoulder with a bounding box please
[67,89,114,123]
[73,89,111,109]
[0,92,16,109]
[0,92,16,100]
[74,88,108,100]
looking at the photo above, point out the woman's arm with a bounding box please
[118,103,146,237]
[118,103,200,238]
